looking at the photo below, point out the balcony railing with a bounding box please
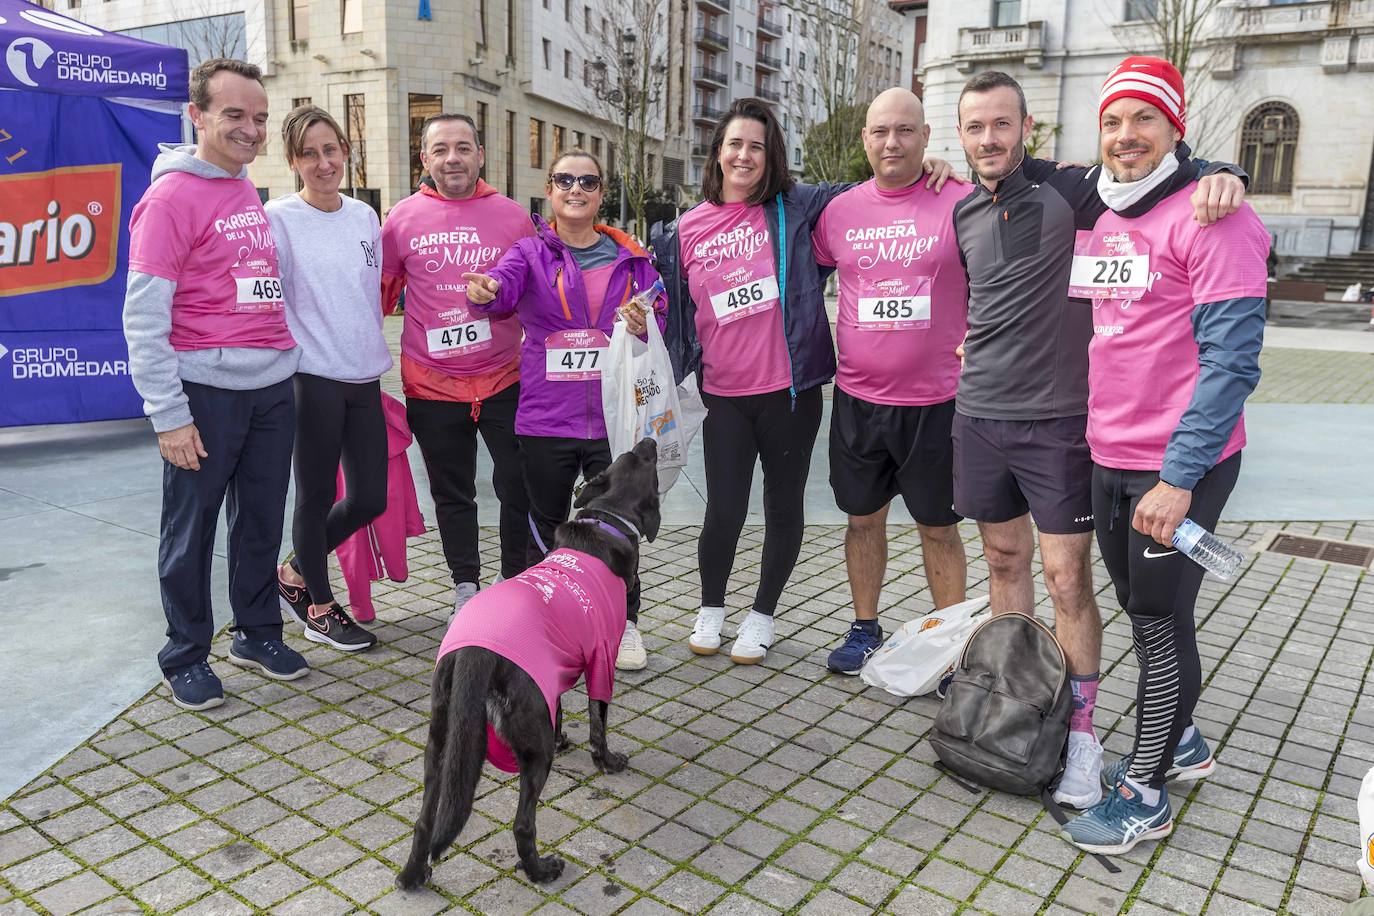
[755,86,780,102]
[953,20,1044,71]
[690,143,711,158]
[758,14,783,36]
[1230,0,1335,35]
[694,25,729,48]
[692,103,725,122]
[697,0,728,12]
[693,65,729,86]
[756,52,781,70]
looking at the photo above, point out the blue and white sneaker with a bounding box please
[163,661,224,711]
[1102,729,1216,789]
[826,622,884,675]
[228,634,310,680]
[1061,780,1172,855]
[935,667,956,700]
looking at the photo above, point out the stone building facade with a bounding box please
[915,0,1374,257]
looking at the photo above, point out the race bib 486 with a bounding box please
[709,275,779,325]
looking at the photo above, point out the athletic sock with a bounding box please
[1123,775,1160,807]
[854,618,880,634]
[1180,724,1197,744]
[1069,672,1100,736]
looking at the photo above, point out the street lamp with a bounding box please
[590,28,666,234]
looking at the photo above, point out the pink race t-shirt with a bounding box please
[381,189,533,378]
[128,172,296,352]
[436,549,627,772]
[1086,183,1270,470]
[677,201,792,396]
[813,179,973,406]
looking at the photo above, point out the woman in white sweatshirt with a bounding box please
[268,104,392,652]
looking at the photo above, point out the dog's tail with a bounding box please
[428,647,497,862]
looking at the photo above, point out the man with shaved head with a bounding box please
[812,88,972,675]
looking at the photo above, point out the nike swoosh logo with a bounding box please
[1143,548,1178,559]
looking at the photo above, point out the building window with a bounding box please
[585,5,592,31]
[476,102,489,178]
[794,147,801,166]
[1239,102,1299,195]
[344,93,366,188]
[552,125,565,156]
[290,0,309,40]
[507,0,517,62]
[543,39,551,69]
[994,0,1022,26]
[1124,0,1157,20]
[530,197,545,216]
[408,92,442,188]
[506,110,517,198]
[478,0,488,47]
[591,136,602,158]
[530,118,545,168]
[292,96,312,108]
[341,0,361,34]
[574,130,585,148]
[564,0,570,18]
[564,49,572,78]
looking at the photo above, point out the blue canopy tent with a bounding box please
[0,0,188,426]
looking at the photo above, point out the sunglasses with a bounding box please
[551,172,602,192]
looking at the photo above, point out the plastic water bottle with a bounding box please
[1171,519,1244,581]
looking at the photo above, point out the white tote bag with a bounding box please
[1359,766,1374,893]
[860,596,991,697]
[601,317,705,493]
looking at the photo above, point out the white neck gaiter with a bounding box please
[1096,148,1180,213]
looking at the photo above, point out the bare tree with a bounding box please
[575,0,669,238]
[1115,0,1227,157]
[787,0,883,183]
[175,3,247,65]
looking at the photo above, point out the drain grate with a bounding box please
[1266,533,1374,568]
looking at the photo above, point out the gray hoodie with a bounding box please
[123,144,301,433]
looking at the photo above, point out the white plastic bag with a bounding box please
[1359,766,1374,893]
[1343,282,1363,303]
[860,596,991,697]
[601,316,705,493]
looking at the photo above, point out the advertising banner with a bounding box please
[0,0,187,426]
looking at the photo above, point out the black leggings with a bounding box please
[699,386,823,616]
[1092,452,1241,788]
[290,374,388,606]
[519,435,639,624]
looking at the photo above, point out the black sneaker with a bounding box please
[303,603,377,652]
[278,563,311,626]
[163,661,224,710]
[228,633,309,680]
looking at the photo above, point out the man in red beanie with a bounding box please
[1059,56,1269,856]
[951,64,1249,813]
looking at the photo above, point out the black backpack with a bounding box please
[930,611,1071,796]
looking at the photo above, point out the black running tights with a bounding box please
[291,374,388,605]
[1091,452,1241,789]
[699,386,823,616]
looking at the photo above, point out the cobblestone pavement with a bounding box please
[3,519,1373,915]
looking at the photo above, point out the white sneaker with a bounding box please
[689,606,726,655]
[451,581,479,621]
[729,611,774,665]
[616,622,647,671]
[1054,731,1104,809]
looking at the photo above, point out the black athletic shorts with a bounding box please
[829,390,961,526]
[951,412,1094,535]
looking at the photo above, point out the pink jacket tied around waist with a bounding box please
[334,393,426,621]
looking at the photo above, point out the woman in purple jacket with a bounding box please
[464,149,666,670]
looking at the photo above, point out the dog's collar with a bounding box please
[573,508,642,543]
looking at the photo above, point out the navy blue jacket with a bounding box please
[652,182,851,393]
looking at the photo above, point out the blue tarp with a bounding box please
[0,0,188,426]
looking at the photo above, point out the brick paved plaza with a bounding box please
[3,514,1372,915]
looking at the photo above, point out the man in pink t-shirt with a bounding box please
[380,115,536,614]
[811,88,971,676]
[1061,57,1268,858]
[436,549,626,772]
[123,60,306,711]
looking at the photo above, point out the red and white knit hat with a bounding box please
[1099,56,1186,137]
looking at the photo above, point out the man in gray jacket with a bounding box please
[123,58,306,710]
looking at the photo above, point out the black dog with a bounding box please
[398,438,660,889]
